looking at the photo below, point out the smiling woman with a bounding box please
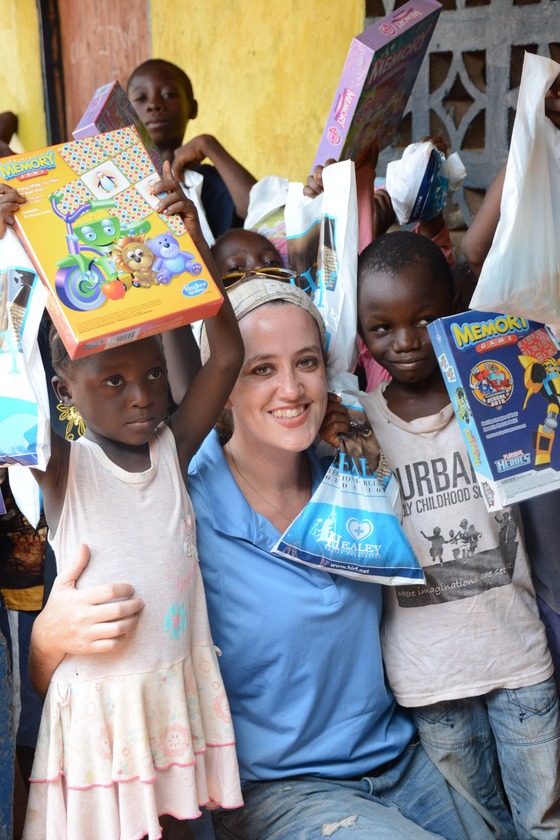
[187,278,496,840]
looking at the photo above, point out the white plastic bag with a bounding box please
[386,141,466,225]
[0,229,50,470]
[244,175,289,266]
[284,160,358,374]
[470,53,560,327]
[181,169,215,247]
[0,229,50,525]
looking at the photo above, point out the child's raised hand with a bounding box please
[0,183,26,238]
[151,161,204,246]
[545,77,560,129]
[420,135,449,157]
[319,394,351,448]
[172,134,215,181]
[303,159,337,199]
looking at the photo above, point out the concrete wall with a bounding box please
[151,0,364,181]
[2,0,364,183]
[1,1,47,152]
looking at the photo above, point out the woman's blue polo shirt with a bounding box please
[188,430,414,782]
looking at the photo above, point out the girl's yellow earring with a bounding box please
[57,403,86,441]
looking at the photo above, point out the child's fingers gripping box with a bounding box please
[428,311,560,511]
[312,0,441,171]
[0,126,222,358]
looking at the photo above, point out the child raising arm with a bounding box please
[18,163,244,840]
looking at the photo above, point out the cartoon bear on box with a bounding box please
[146,233,203,284]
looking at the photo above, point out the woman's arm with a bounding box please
[30,545,144,697]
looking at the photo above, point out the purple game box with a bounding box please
[73,80,163,176]
[312,0,441,171]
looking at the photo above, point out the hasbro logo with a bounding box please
[182,279,208,297]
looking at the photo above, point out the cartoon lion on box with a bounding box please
[112,235,157,288]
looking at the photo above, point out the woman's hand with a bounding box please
[0,183,26,237]
[319,394,351,448]
[30,544,144,696]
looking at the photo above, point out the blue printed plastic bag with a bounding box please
[273,397,424,585]
[0,230,49,469]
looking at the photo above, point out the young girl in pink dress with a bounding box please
[5,165,244,839]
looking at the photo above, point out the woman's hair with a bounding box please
[201,277,327,365]
[127,59,195,106]
[358,230,454,303]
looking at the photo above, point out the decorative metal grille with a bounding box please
[368,0,560,226]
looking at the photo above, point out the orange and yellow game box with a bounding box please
[0,125,222,358]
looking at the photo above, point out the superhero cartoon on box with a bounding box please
[518,339,560,468]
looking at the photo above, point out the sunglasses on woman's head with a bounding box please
[220,265,300,290]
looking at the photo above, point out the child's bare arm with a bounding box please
[152,163,244,470]
[0,184,26,237]
[461,164,506,279]
[30,544,144,697]
[172,135,256,218]
[170,262,242,471]
[161,325,201,406]
[0,112,17,145]
[30,427,70,533]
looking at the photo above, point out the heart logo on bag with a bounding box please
[346,518,373,542]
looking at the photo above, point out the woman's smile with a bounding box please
[228,304,327,455]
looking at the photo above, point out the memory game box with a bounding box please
[1,125,222,358]
[428,311,560,511]
[73,80,163,176]
[311,0,441,171]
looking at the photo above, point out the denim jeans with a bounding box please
[211,740,495,839]
[538,597,560,693]
[413,677,560,840]
[0,629,14,840]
